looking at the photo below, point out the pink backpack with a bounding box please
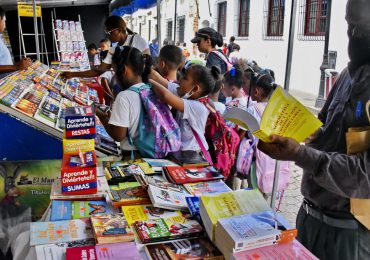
[128,84,181,158]
[192,98,240,179]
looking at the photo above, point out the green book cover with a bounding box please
[72,201,109,219]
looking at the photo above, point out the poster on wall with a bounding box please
[0,160,61,222]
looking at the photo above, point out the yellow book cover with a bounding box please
[63,139,95,154]
[224,86,323,143]
[122,205,183,225]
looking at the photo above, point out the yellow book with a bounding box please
[224,86,323,143]
[62,139,95,154]
[200,189,270,241]
[122,204,183,225]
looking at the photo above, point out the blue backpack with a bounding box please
[128,84,181,158]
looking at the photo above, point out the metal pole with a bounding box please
[173,0,178,43]
[157,0,161,49]
[33,0,40,60]
[284,0,297,91]
[315,0,332,108]
[270,161,281,211]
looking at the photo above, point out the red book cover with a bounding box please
[65,106,96,139]
[66,245,96,260]
[61,155,97,195]
[164,166,224,184]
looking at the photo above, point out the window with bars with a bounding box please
[298,0,327,40]
[167,20,173,41]
[239,0,251,37]
[305,0,327,36]
[218,2,227,37]
[178,16,185,43]
[267,0,285,37]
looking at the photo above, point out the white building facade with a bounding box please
[124,0,349,97]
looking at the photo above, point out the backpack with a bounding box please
[211,50,233,71]
[195,97,240,179]
[128,84,181,158]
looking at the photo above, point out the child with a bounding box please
[96,46,152,155]
[208,80,226,114]
[157,45,184,82]
[222,65,249,111]
[149,65,219,153]
[240,70,291,199]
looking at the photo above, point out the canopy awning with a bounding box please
[110,0,157,16]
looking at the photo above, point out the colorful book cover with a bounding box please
[66,245,96,260]
[145,176,185,193]
[109,186,151,207]
[147,185,189,211]
[50,200,72,221]
[122,204,184,225]
[95,242,142,260]
[65,106,96,139]
[90,213,134,244]
[184,180,232,196]
[186,196,201,217]
[145,237,224,260]
[35,239,96,260]
[216,210,296,252]
[0,160,60,221]
[164,166,223,184]
[231,239,319,260]
[30,219,93,246]
[72,201,109,219]
[134,215,203,244]
[143,158,179,171]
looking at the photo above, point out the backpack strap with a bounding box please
[211,50,233,71]
[128,83,151,93]
[128,34,136,47]
[189,126,214,166]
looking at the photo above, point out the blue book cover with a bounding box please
[186,196,200,217]
[51,200,72,221]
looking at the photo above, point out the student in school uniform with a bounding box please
[96,46,152,157]
[156,45,184,82]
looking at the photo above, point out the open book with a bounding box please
[223,87,322,143]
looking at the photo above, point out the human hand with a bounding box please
[149,68,161,81]
[17,58,32,70]
[304,128,321,144]
[60,71,74,79]
[257,135,301,161]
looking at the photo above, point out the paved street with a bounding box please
[279,163,304,227]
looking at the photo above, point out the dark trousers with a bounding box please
[296,205,370,260]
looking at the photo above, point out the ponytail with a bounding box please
[142,54,153,83]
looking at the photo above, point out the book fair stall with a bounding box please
[0,1,341,260]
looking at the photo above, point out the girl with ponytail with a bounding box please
[96,46,152,153]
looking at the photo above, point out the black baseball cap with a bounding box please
[191,27,219,44]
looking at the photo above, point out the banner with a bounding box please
[17,4,42,17]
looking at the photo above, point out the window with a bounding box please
[167,20,173,41]
[178,16,185,43]
[305,0,327,36]
[267,0,285,37]
[239,0,251,37]
[218,2,227,37]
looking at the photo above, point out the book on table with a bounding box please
[122,204,184,226]
[184,180,232,196]
[147,184,190,211]
[223,86,323,143]
[215,210,297,259]
[145,237,224,260]
[90,213,134,244]
[65,242,142,260]
[231,239,319,260]
[163,165,224,184]
[30,219,93,246]
[50,200,109,221]
[109,186,151,207]
[169,150,210,167]
[134,215,203,244]
[199,189,270,241]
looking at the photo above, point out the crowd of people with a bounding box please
[1,0,370,258]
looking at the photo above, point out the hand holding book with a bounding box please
[257,135,301,161]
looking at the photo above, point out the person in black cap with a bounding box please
[191,27,231,75]
[258,0,370,259]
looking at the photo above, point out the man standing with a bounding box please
[149,38,159,57]
[258,1,370,259]
[0,7,31,79]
